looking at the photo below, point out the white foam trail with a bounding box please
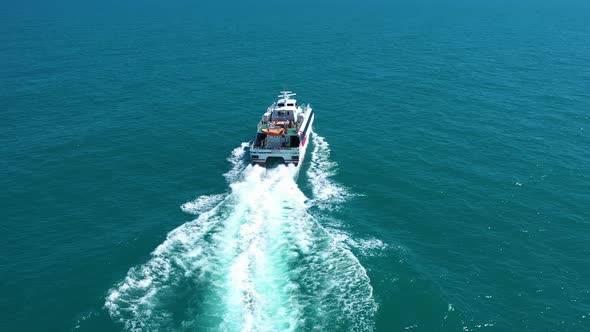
[326,227,389,257]
[306,132,353,210]
[106,141,377,331]
[307,132,387,256]
[180,194,226,215]
[105,209,223,331]
[304,132,387,330]
[213,165,311,331]
[223,142,250,183]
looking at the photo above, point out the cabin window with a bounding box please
[287,103,294,106]
[277,111,285,116]
[278,103,284,107]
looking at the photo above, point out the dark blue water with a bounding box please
[2,0,590,331]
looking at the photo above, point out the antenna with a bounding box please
[278,90,296,100]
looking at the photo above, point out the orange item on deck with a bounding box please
[261,128,285,136]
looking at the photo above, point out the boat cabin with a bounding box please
[253,92,304,149]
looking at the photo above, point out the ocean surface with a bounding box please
[2,0,590,331]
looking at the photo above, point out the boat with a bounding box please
[250,91,314,168]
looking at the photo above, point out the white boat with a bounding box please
[250,91,314,168]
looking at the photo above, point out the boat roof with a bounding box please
[276,91,297,105]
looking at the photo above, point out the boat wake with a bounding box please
[105,133,377,331]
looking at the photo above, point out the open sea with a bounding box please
[2,0,590,331]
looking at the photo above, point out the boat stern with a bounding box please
[249,147,299,167]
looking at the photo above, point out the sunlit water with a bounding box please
[3,1,590,331]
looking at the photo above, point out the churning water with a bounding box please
[105,133,377,331]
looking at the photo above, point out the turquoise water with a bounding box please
[2,0,590,331]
